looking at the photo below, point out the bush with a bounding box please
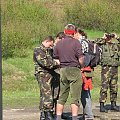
[2,31,32,58]
[64,0,120,32]
[2,0,63,58]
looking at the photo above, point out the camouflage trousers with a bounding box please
[99,66,118,103]
[36,71,60,112]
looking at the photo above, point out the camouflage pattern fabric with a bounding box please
[33,44,60,112]
[118,42,120,64]
[37,72,53,111]
[36,71,60,111]
[33,44,59,75]
[95,38,119,103]
[99,66,118,103]
[95,38,120,66]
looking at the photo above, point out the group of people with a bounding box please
[33,24,120,120]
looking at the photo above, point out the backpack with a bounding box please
[79,38,102,68]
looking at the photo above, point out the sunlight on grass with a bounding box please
[91,86,120,103]
[3,90,40,109]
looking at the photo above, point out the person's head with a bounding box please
[64,24,76,36]
[74,27,87,40]
[42,36,54,48]
[102,32,115,43]
[55,32,65,44]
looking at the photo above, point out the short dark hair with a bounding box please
[56,32,65,39]
[75,27,87,39]
[44,36,54,41]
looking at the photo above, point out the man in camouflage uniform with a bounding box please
[33,36,60,120]
[95,33,120,113]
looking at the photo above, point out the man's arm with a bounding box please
[34,47,59,69]
[95,38,105,46]
[79,55,84,68]
[53,45,59,59]
[75,40,85,68]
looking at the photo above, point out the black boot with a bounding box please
[100,102,108,113]
[40,112,45,120]
[111,101,120,112]
[44,111,54,120]
[61,113,69,119]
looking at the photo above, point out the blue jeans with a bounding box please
[81,85,94,119]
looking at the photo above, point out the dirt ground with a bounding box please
[3,103,120,120]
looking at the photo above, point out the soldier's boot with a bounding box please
[100,102,108,113]
[40,112,45,120]
[111,101,120,112]
[44,111,54,120]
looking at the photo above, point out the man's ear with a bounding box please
[45,40,49,43]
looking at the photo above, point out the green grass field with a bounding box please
[2,30,120,109]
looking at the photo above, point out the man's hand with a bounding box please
[54,59,60,65]
[113,33,120,42]
[113,33,117,39]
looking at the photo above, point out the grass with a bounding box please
[85,30,104,40]
[2,0,120,110]
[91,87,120,103]
[91,66,120,103]
[3,90,39,109]
[2,30,120,109]
[66,66,120,105]
[2,50,40,109]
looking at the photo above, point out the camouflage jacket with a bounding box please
[33,44,59,75]
[95,38,120,66]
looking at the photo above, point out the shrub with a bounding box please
[2,0,63,58]
[64,0,120,32]
[2,31,32,58]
